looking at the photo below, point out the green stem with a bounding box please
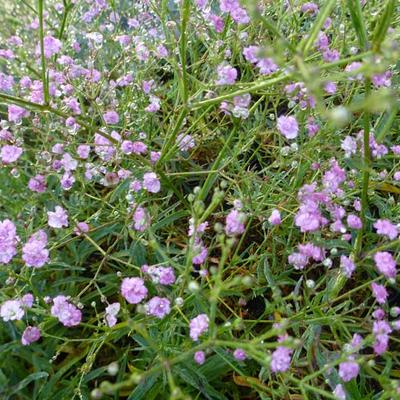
[58,0,71,40]
[355,79,371,256]
[190,74,287,109]
[179,0,190,106]
[38,0,50,105]
[209,240,231,339]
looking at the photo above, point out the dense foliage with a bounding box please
[0,0,399,399]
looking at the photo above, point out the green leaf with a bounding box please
[127,373,160,400]
[8,372,48,396]
[372,0,396,51]
[347,0,369,49]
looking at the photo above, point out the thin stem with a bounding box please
[38,0,50,104]
[58,0,71,40]
[355,78,371,256]
[190,74,287,109]
[179,0,190,106]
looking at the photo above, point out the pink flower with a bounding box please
[347,214,362,230]
[21,293,34,308]
[371,282,388,304]
[0,299,24,321]
[270,346,293,373]
[1,145,23,163]
[77,144,90,159]
[8,105,29,122]
[268,209,281,225]
[333,384,346,400]
[341,136,357,158]
[61,153,78,171]
[301,2,319,15]
[374,252,396,279]
[288,252,309,270]
[210,14,224,32]
[21,326,41,345]
[22,230,49,268]
[105,303,120,327]
[0,219,19,264]
[133,206,151,231]
[103,111,119,125]
[28,174,46,193]
[42,36,62,58]
[51,296,82,327]
[143,172,161,193]
[142,265,176,285]
[233,348,247,361]
[225,209,246,236]
[74,222,89,236]
[121,277,148,304]
[176,134,195,151]
[338,360,359,382]
[374,219,398,240]
[47,206,69,228]
[215,64,237,85]
[373,320,392,355]
[189,313,209,341]
[277,116,299,139]
[194,350,206,365]
[146,297,171,319]
[340,255,356,278]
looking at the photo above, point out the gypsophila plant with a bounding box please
[0,0,399,399]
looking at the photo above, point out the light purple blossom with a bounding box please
[225,209,246,236]
[340,255,356,278]
[324,81,337,94]
[374,219,398,240]
[341,136,357,158]
[143,265,176,285]
[146,296,171,319]
[301,2,319,14]
[42,35,62,58]
[121,277,148,304]
[51,295,82,327]
[189,313,209,341]
[347,214,362,230]
[133,206,151,231]
[374,252,396,279]
[373,320,392,355]
[8,105,29,124]
[74,222,90,236]
[371,282,388,304]
[1,145,23,163]
[0,219,19,264]
[215,64,237,85]
[194,351,206,365]
[103,111,119,125]
[143,172,161,193]
[233,348,247,361]
[61,153,78,171]
[270,346,293,373]
[21,293,34,308]
[28,174,46,193]
[333,384,346,400]
[277,116,299,139]
[47,206,69,228]
[338,360,359,382]
[176,134,195,151]
[21,326,41,345]
[268,209,281,225]
[22,230,49,268]
[0,299,24,321]
[288,252,309,270]
[105,303,120,327]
